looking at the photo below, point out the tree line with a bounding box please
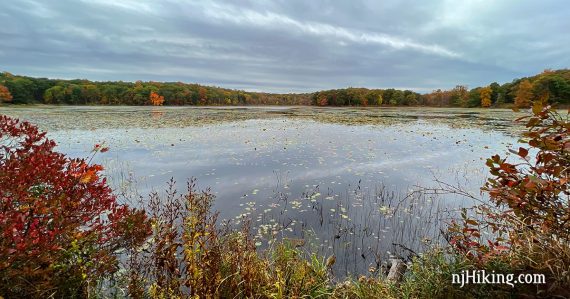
[312,88,421,106]
[422,69,570,108]
[1,69,569,107]
[0,72,312,106]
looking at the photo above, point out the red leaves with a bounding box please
[92,143,109,153]
[0,115,150,295]
[499,162,517,174]
[453,106,569,265]
[517,147,528,158]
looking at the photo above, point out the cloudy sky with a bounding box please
[1,0,568,93]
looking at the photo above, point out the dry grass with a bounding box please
[120,179,335,298]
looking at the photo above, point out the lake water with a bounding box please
[0,106,524,275]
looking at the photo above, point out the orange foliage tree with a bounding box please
[480,86,492,107]
[0,84,12,103]
[198,87,207,105]
[150,91,165,106]
[515,79,533,108]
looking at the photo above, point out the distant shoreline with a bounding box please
[1,69,569,108]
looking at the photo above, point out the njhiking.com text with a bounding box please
[452,270,546,288]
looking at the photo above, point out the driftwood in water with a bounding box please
[387,258,407,283]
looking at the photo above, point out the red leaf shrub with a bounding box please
[484,103,569,237]
[0,115,151,297]
[447,103,569,295]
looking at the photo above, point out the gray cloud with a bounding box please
[0,0,568,92]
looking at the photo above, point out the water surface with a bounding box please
[0,106,524,275]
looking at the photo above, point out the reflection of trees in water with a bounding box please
[151,109,165,120]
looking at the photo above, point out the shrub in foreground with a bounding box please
[0,115,151,298]
[448,103,569,297]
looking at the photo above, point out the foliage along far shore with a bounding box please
[1,69,569,108]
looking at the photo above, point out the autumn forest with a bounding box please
[1,69,569,108]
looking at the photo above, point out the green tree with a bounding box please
[44,86,66,104]
[4,78,34,103]
[489,82,502,104]
[403,90,418,106]
[65,84,83,104]
[81,84,101,104]
[451,85,469,107]
[390,90,404,105]
[467,87,481,107]
[366,90,383,106]
[533,71,570,105]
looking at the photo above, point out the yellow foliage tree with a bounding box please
[515,79,533,108]
[480,86,492,108]
[0,84,12,103]
[150,91,165,106]
[376,94,383,105]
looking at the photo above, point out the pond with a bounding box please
[0,106,524,276]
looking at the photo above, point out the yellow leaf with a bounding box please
[532,101,543,115]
